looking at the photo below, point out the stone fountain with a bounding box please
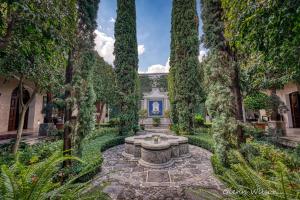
[122,133,190,168]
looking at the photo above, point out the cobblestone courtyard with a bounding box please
[92,144,224,200]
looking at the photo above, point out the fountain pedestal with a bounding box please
[123,133,190,169]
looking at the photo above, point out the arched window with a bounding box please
[8,87,30,131]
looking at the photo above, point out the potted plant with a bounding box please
[266,91,287,136]
[244,92,269,130]
[139,109,147,130]
[152,117,161,127]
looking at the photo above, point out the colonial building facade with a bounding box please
[260,82,300,129]
[0,76,44,135]
[139,73,171,126]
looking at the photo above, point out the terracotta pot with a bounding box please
[56,123,64,130]
[253,122,267,130]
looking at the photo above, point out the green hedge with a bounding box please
[74,131,125,182]
[187,134,215,153]
[100,136,125,152]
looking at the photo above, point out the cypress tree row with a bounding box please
[170,0,200,134]
[168,0,179,125]
[200,0,244,165]
[64,0,100,161]
[114,0,139,135]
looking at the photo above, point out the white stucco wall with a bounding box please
[0,76,44,134]
[259,82,300,128]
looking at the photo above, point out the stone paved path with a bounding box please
[91,144,224,200]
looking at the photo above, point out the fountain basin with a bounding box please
[123,133,190,168]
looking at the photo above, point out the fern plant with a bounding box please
[0,152,108,200]
[222,151,300,200]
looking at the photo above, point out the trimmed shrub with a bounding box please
[100,136,125,152]
[211,154,225,175]
[188,135,215,153]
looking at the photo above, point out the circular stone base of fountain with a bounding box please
[123,133,190,169]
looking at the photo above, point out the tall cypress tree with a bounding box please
[114,0,139,135]
[201,0,244,164]
[170,0,200,134]
[168,0,178,125]
[63,0,100,164]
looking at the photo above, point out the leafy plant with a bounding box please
[152,117,161,127]
[194,114,205,127]
[244,92,269,111]
[221,151,300,200]
[164,110,170,118]
[139,109,148,130]
[0,152,107,200]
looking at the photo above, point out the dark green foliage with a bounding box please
[156,75,168,92]
[114,0,139,135]
[244,92,269,111]
[201,0,226,50]
[0,152,108,200]
[218,151,300,200]
[69,0,100,157]
[210,154,225,175]
[169,0,201,134]
[78,0,100,32]
[203,51,237,166]
[0,141,62,167]
[243,124,264,139]
[139,75,153,94]
[71,128,122,182]
[93,54,117,105]
[76,50,97,156]
[200,0,243,165]
[222,0,300,89]
[100,136,125,152]
[187,134,215,153]
[211,142,300,199]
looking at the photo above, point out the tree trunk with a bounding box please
[12,106,27,154]
[63,49,74,167]
[12,81,37,154]
[232,64,245,146]
[270,88,278,121]
[99,102,105,122]
[44,93,53,123]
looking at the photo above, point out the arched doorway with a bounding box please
[289,92,300,128]
[8,87,30,131]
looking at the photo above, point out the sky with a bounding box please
[95,0,206,74]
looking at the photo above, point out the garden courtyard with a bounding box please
[91,128,223,200]
[1,0,300,200]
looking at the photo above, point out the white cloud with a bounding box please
[140,58,170,74]
[94,30,115,65]
[138,45,145,55]
[109,17,115,23]
[198,50,207,62]
[94,30,145,65]
[141,49,207,74]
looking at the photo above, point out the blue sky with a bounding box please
[95,0,205,73]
